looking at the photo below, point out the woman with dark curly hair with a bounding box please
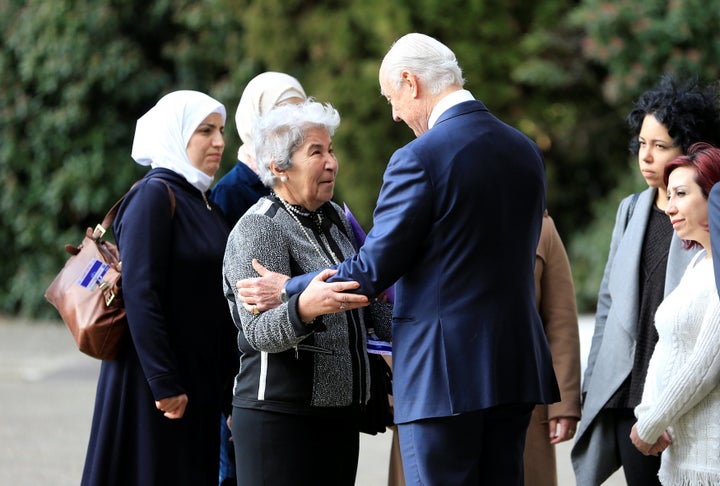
[572,75,720,485]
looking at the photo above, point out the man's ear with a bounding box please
[402,70,420,98]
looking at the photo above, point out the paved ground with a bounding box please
[0,315,626,485]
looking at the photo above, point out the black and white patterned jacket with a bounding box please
[222,195,392,416]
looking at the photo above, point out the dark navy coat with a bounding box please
[710,183,720,300]
[81,168,236,486]
[210,160,269,228]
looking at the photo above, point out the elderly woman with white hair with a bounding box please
[222,99,391,486]
[209,71,307,486]
[81,90,238,486]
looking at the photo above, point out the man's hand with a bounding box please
[155,393,188,419]
[630,423,672,456]
[236,260,290,312]
[549,416,579,444]
[236,259,369,314]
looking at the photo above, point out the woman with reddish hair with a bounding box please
[630,142,720,484]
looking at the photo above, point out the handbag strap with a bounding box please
[93,178,176,239]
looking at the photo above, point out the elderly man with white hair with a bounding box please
[237,33,559,485]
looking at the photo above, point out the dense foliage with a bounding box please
[1,0,719,317]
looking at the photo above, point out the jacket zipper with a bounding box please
[294,344,334,359]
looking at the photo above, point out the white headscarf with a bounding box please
[235,72,306,168]
[131,90,226,193]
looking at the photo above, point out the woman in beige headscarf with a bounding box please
[210,72,306,227]
[209,72,307,486]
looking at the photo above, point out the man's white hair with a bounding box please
[380,33,465,95]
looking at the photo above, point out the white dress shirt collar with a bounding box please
[428,89,474,129]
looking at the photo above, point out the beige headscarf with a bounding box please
[132,90,226,193]
[235,72,306,171]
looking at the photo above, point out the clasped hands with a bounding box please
[155,393,188,419]
[630,423,672,456]
[236,259,370,321]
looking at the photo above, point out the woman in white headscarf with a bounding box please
[81,90,238,486]
[210,72,307,227]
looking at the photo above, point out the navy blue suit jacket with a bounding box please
[289,100,559,423]
[709,183,720,299]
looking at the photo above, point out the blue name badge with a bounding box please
[78,258,110,291]
[367,337,392,356]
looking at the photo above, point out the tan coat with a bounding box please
[523,213,581,486]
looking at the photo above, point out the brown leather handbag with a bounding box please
[45,179,174,360]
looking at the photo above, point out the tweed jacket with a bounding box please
[571,187,698,485]
[222,197,392,414]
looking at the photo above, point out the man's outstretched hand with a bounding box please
[236,259,369,315]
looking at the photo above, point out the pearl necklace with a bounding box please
[281,197,323,226]
[274,194,341,266]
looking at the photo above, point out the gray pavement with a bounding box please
[0,315,625,485]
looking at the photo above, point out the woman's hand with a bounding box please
[549,416,579,444]
[155,394,188,419]
[297,269,370,322]
[630,423,672,455]
[226,413,233,442]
